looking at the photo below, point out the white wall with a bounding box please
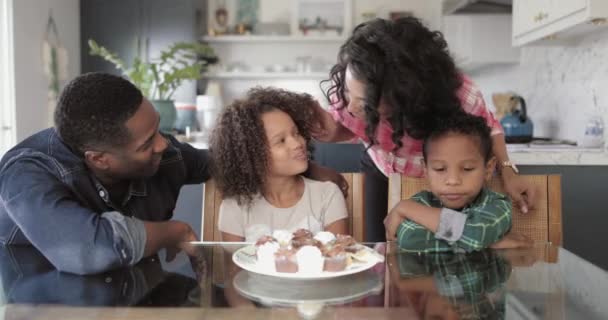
[12,0,80,142]
[470,30,608,144]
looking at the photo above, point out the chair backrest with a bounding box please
[202,178,222,241]
[388,174,562,246]
[201,173,366,242]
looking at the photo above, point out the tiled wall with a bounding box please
[471,29,608,145]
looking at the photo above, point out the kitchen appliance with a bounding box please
[495,94,534,143]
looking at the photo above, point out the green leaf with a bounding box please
[87,39,219,100]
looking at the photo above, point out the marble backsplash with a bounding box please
[470,29,608,147]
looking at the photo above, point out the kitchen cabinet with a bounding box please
[442,14,519,71]
[512,0,608,46]
[80,0,207,103]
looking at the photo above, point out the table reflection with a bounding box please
[1,241,606,320]
[387,249,511,319]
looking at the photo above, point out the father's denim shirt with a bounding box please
[0,128,211,274]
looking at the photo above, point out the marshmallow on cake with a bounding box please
[295,245,324,274]
[272,230,293,247]
[255,235,279,272]
[314,231,336,245]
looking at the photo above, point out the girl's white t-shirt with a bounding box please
[217,177,348,242]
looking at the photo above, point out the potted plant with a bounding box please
[88,39,218,132]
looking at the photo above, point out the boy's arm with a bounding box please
[391,191,512,252]
[387,193,452,252]
[454,193,512,251]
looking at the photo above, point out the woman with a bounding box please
[311,17,536,242]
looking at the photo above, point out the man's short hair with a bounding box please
[54,72,143,154]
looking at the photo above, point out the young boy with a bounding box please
[384,112,530,252]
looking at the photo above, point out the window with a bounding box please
[0,0,16,156]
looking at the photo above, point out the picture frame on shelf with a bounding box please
[291,0,352,37]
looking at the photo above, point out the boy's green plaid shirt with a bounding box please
[396,188,512,253]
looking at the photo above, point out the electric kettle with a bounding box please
[500,95,534,143]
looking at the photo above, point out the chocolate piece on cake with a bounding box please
[335,234,356,247]
[292,237,322,249]
[255,235,277,247]
[292,228,313,239]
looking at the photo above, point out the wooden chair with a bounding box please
[201,173,366,242]
[388,174,563,246]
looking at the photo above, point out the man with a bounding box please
[0,73,344,275]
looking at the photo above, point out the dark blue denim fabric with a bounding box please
[0,128,210,274]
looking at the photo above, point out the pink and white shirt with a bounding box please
[329,75,503,177]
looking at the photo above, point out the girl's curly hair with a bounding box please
[210,87,317,206]
[323,16,463,149]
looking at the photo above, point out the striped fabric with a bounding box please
[396,188,512,253]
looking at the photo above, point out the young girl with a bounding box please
[211,87,349,242]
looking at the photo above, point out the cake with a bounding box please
[274,247,298,273]
[335,234,358,252]
[253,229,375,274]
[322,244,347,272]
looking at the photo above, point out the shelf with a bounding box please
[206,71,329,80]
[201,35,347,43]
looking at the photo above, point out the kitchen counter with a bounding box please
[507,145,608,165]
[188,141,208,150]
[188,141,608,166]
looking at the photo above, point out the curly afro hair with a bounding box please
[422,112,493,162]
[210,87,317,206]
[54,72,142,154]
[323,16,463,149]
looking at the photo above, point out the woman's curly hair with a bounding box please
[210,87,317,206]
[323,16,463,149]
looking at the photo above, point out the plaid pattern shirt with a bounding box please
[329,74,503,177]
[396,188,512,253]
[397,250,510,319]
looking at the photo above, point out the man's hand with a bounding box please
[165,221,198,262]
[502,171,537,214]
[489,233,533,250]
[383,201,408,241]
[307,162,348,197]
